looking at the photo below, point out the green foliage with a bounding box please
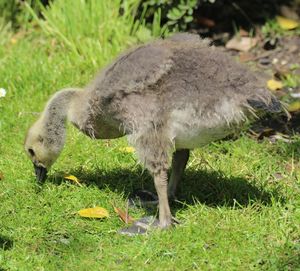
[0,0,22,28]
[283,73,300,89]
[25,0,156,68]
[0,17,12,49]
[141,0,199,32]
[262,19,286,38]
[262,16,300,39]
[0,0,49,29]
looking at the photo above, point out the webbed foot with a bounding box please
[118,216,159,236]
[118,216,180,236]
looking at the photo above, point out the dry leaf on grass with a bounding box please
[239,29,249,37]
[267,79,283,91]
[256,128,276,140]
[119,146,135,153]
[276,16,299,30]
[113,206,134,224]
[0,172,4,181]
[249,128,291,143]
[225,36,258,52]
[78,207,109,218]
[239,52,255,62]
[197,17,215,28]
[64,175,82,187]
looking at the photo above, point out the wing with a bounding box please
[97,42,174,95]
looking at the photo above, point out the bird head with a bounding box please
[24,118,65,182]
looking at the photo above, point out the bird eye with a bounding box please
[28,148,35,157]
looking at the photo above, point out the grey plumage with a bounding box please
[25,33,282,230]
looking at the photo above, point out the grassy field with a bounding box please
[0,1,300,270]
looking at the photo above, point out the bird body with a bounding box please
[70,34,276,146]
[25,33,281,231]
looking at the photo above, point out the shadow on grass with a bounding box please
[0,234,13,251]
[250,113,300,160]
[176,169,278,207]
[47,166,282,208]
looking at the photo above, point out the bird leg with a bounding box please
[168,149,190,200]
[119,168,172,235]
[119,130,174,234]
[129,149,190,208]
[154,169,172,228]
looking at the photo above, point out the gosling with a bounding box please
[25,33,281,230]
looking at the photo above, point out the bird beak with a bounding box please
[34,164,48,183]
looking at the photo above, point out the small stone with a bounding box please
[59,238,70,245]
[259,57,271,66]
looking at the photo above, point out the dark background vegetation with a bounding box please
[1,0,298,32]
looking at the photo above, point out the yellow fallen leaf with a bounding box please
[267,79,283,91]
[78,207,109,218]
[276,16,299,30]
[119,146,135,153]
[287,101,300,112]
[64,175,82,186]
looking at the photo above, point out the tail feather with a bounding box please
[247,96,282,113]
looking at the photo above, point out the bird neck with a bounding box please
[41,89,79,147]
[43,89,77,126]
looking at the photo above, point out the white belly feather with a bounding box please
[173,123,231,149]
[170,101,245,149]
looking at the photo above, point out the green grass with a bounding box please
[0,2,300,271]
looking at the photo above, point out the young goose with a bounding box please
[25,33,281,230]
